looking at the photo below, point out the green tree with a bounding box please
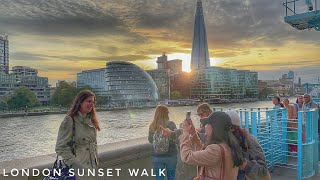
[77,85,93,93]
[171,91,182,100]
[259,88,275,98]
[7,86,39,109]
[51,81,78,107]
[96,96,107,105]
[0,101,8,111]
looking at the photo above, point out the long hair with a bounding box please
[207,121,245,167]
[232,125,249,152]
[149,105,169,133]
[67,90,101,131]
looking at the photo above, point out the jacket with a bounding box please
[55,112,98,169]
[242,134,270,180]
[179,132,239,180]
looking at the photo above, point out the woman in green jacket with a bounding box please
[55,90,101,176]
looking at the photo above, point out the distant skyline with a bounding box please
[0,0,319,86]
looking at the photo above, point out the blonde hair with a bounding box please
[149,105,169,133]
[197,103,212,115]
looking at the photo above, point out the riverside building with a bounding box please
[12,66,51,105]
[0,34,9,74]
[77,68,107,96]
[105,61,159,107]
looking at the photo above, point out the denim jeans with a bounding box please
[152,156,177,180]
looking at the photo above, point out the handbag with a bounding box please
[193,144,225,180]
[43,118,76,180]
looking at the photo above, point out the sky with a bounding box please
[0,0,319,86]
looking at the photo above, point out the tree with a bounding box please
[259,88,275,98]
[77,85,93,93]
[0,101,8,111]
[171,91,182,100]
[7,86,39,109]
[51,81,78,107]
[96,96,107,106]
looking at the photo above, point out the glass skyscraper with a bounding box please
[189,0,258,99]
[190,67,258,99]
[191,0,210,71]
[77,68,107,96]
[0,34,9,74]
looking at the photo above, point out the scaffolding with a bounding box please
[283,0,320,31]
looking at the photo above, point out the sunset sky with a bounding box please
[0,0,319,86]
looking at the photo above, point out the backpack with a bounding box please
[152,129,170,154]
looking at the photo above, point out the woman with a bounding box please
[226,110,270,180]
[55,90,101,177]
[148,105,178,180]
[179,111,244,180]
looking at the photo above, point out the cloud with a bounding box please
[0,0,127,36]
[106,55,151,61]
[11,51,151,62]
[1,0,320,86]
[223,60,320,70]
[11,52,107,62]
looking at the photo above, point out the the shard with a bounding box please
[191,0,210,71]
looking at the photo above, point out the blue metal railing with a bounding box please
[213,107,319,179]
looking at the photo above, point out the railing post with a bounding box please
[245,111,249,131]
[281,108,288,164]
[240,111,243,128]
[251,112,258,138]
[298,111,303,180]
[258,108,261,130]
[313,109,319,173]
[286,0,288,16]
[269,110,275,167]
[306,110,312,143]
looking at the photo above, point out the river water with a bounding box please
[0,99,295,162]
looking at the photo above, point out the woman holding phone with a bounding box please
[179,111,244,180]
[148,105,178,180]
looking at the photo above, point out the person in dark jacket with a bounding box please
[226,110,270,180]
[148,105,177,180]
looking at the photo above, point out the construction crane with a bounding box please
[283,0,320,31]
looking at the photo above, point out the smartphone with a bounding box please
[186,111,191,124]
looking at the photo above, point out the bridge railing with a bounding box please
[213,107,319,180]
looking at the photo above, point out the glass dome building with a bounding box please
[105,61,159,107]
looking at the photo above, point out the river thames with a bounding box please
[0,99,295,162]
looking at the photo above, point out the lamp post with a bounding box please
[25,106,28,116]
